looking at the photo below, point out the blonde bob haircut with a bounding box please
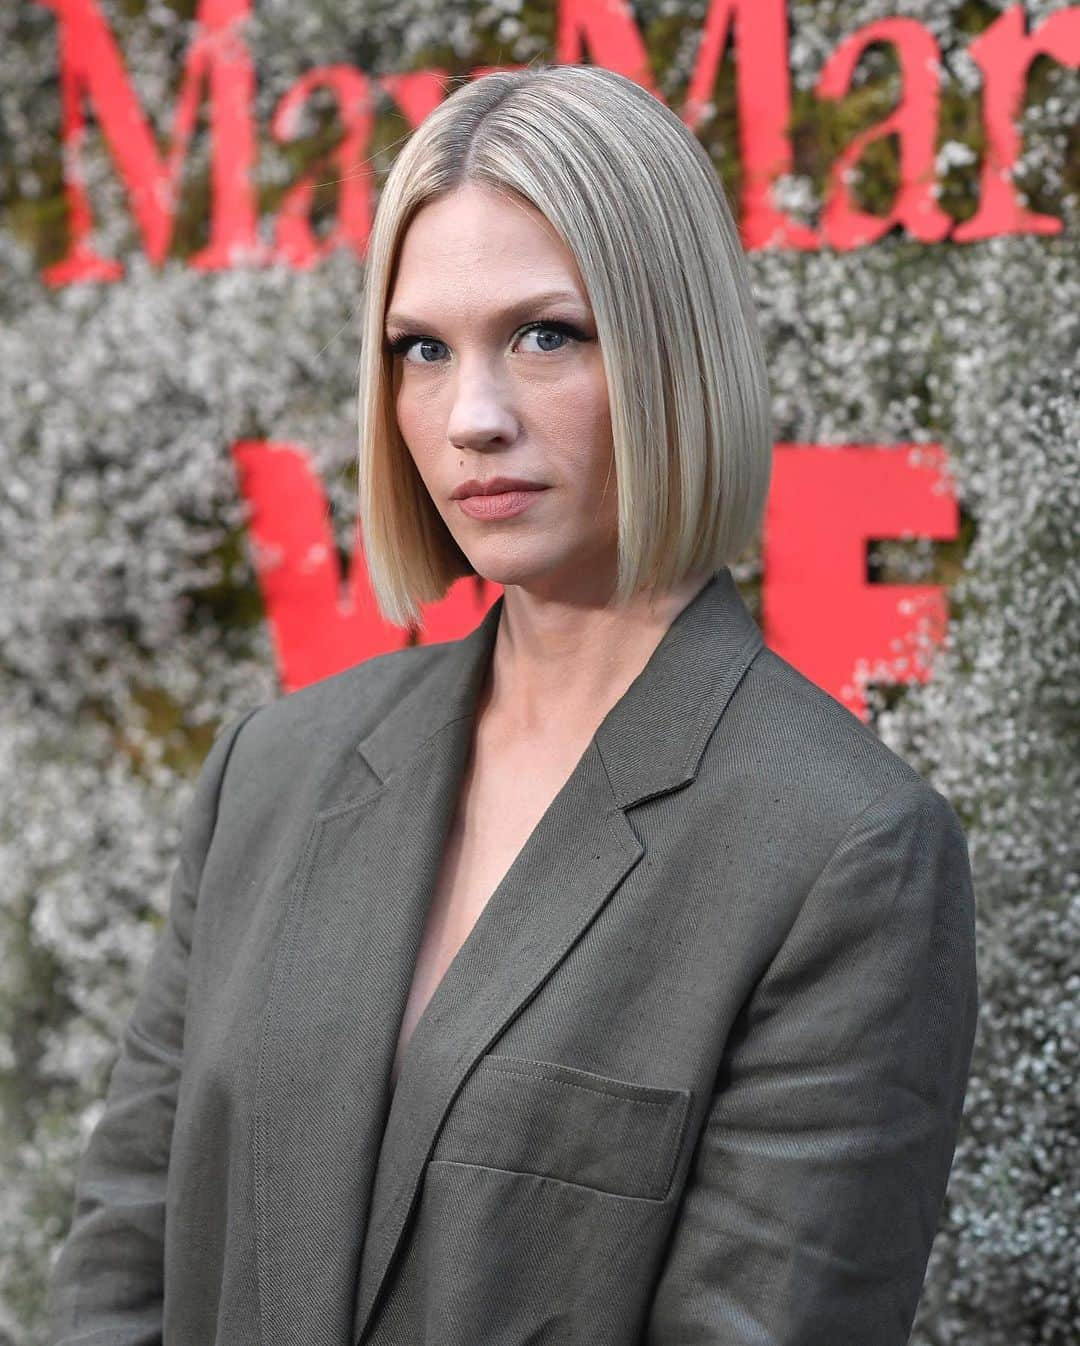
[357,62,773,630]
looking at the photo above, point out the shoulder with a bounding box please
[241,640,446,753]
[705,643,962,881]
[207,640,452,815]
[740,643,927,799]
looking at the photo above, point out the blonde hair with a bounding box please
[357,63,773,630]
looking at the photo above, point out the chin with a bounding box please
[465,557,546,591]
[465,542,614,598]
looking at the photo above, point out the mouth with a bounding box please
[454,485,549,520]
[451,477,548,500]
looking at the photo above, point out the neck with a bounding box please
[482,566,716,738]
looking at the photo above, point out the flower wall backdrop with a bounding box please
[0,1,1077,1342]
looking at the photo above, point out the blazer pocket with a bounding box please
[430,1054,692,1202]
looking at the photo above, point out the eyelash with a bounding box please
[384,319,588,361]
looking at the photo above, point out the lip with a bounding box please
[456,488,548,521]
[451,476,548,499]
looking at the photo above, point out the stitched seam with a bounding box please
[677,629,763,777]
[649,1093,685,1196]
[252,811,323,1346]
[483,1062,676,1112]
[801,776,924,909]
[654,1092,693,1198]
[481,1062,687,1200]
[179,703,262,1057]
[316,782,391,823]
[427,1158,671,1205]
[208,704,262,831]
[379,710,477,786]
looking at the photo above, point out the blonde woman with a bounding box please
[49,64,978,1346]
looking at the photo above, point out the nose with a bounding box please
[445,355,518,450]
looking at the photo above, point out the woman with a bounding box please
[49,64,978,1346]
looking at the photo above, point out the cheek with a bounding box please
[391,392,440,490]
[541,360,611,443]
[394,380,428,444]
[394,389,456,496]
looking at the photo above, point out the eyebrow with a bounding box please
[384,289,587,331]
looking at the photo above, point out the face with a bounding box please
[383,183,617,599]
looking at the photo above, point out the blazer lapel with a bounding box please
[349,565,764,1343]
[349,726,647,1342]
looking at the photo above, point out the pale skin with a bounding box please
[383,183,714,1081]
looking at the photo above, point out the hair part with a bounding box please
[357,63,774,630]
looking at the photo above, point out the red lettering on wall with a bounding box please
[954,3,1080,241]
[35,0,1079,285]
[762,443,960,722]
[817,18,952,247]
[556,0,659,95]
[231,440,400,690]
[683,0,820,250]
[270,66,377,267]
[379,70,455,128]
[36,0,266,285]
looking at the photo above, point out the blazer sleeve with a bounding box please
[47,705,260,1346]
[643,778,979,1346]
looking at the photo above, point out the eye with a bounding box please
[515,320,586,354]
[383,319,588,365]
[384,334,447,365]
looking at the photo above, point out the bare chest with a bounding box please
[389,735,587,1087]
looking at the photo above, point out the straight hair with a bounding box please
[357,63,774,630]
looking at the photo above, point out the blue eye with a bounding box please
[384,320,588,364]
[517,321,581,354]
[386,334,445,363]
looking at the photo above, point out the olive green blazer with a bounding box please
[48,565,978,1345]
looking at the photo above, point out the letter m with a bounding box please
[37,0,265,285]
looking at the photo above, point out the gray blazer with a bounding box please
[48,565,978,1346]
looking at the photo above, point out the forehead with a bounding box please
[389,185,588,308]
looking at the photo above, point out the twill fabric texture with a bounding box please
[47,565,979,1346]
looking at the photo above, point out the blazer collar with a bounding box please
[356,563,764,809]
